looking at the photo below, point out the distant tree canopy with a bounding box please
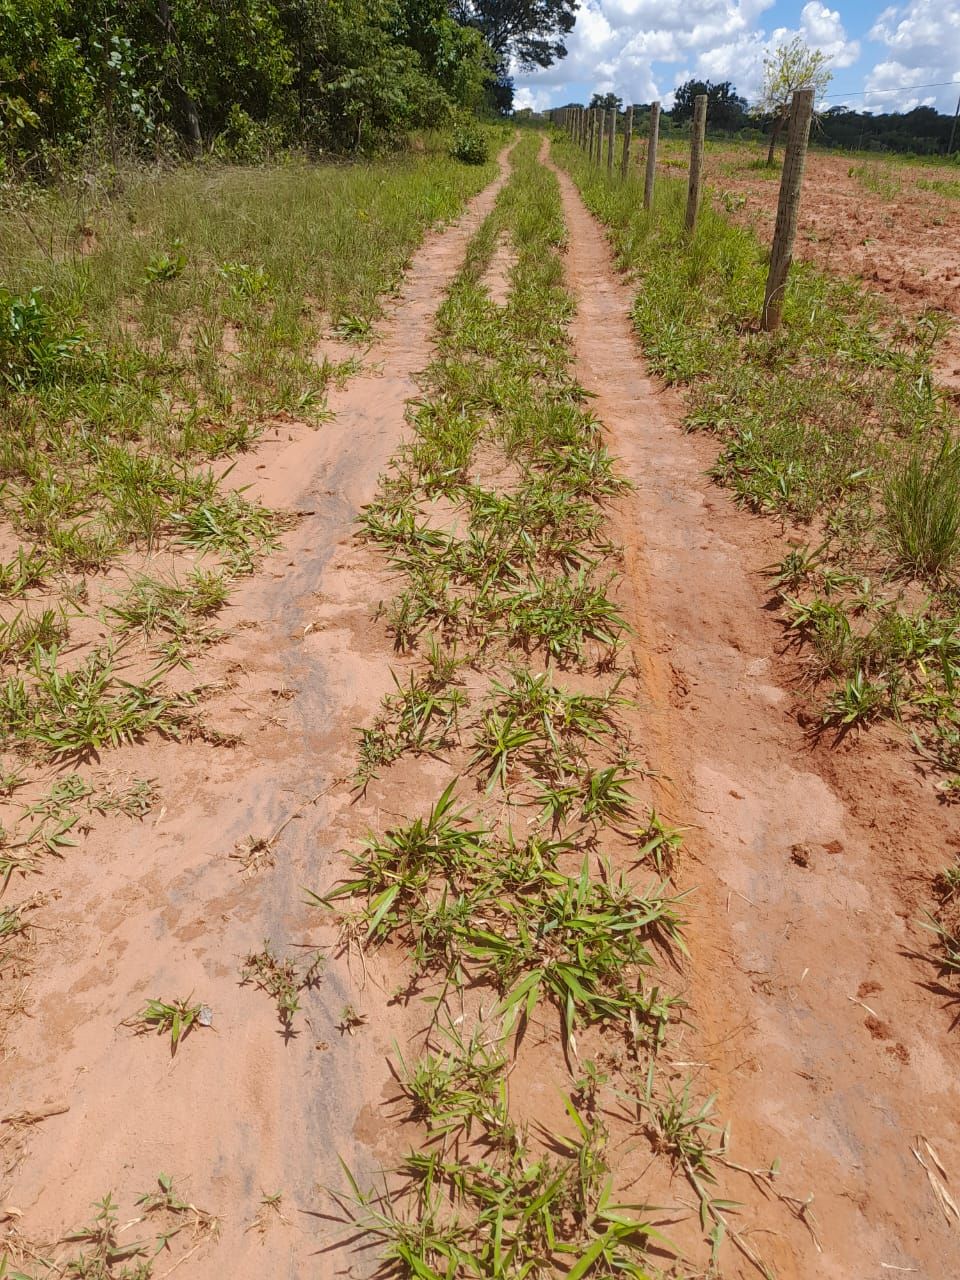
[672,80,747,130]
[0,0,560,170]
[589,92,622,112]
[817,104,957,155]
[584,77,960,157]
[451,0,577,71]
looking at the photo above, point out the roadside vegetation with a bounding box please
[0,1175,218,1279]
[0,138,499,1222]
[0,139,495,769]
[314,132,776,1280]
[554,131,960,791]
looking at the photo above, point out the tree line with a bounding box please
[577,37,958,160]
[0,0,577,173]
[582,87,959,158]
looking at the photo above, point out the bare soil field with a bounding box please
[3,132,960,1280]
[700,145,960,395]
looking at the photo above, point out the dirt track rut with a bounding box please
[2,144,515,1279]
[7,132,960,1280]
[548,140,960,1279]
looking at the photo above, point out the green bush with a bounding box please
[452,124,488,165]
[0,286,84,390]
[885,434,960,578]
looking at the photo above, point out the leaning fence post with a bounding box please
[620,105,633,179]
[762,87,815,331]
[606,109,616,174]
[643,102,660,211]
[685,93,707,234]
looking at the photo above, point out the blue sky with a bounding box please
[512,0,960,115]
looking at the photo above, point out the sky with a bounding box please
[511,0,960,116]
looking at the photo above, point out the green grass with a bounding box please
[0,136,495,832]
[129,996,207,1056]
[922,855,960,977]
[240,941,324,1034]
[917,177,960,199]
[553,132,960,779]
[885,434,960,578]
[314,132,747,1280]
[1,1178,217,1278]
[848,161,902,200]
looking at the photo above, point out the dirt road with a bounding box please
[4,134,960,1279]
[550,140,960,1280]
[0,143,516,1278]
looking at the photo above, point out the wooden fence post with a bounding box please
[595,109,603,165]
[643,102,660,211]
[762,87,815,331]
[685,94,707,234]
[606,109,615,173]
[620,105,633,179]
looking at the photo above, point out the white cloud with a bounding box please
[511,0,781,104]
[796,2,859,68]
[511,0,960,114]
[866,1,960,111]
[513,86,553,111]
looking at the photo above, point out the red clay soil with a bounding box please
[5,133,960,1280]
[549,143,960,1279]
[704,148,960,396]
[0,145,515,1277]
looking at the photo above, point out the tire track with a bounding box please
[3,142,517,1280]
[547,137,960,1280]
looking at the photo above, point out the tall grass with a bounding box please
[885,435,960,577]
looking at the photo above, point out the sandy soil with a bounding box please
[0,144,516,1277]
[4,133,960,1280]
[703,147,960,395]
[549,144,960,1278]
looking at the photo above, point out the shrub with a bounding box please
[452,124,488,165]
[0,287,84,389]
[885,434,960,578]
[213,105,287,165]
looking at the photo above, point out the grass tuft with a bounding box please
[884,434,960,579]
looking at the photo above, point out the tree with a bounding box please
[672,79,747,130]
[450,0,578,71]
[589,92,621,113]
[2,0,561,164]
[487,72,514,114]
[394,0,493,110]
[755,36,832,164]
[0,0,94,164]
